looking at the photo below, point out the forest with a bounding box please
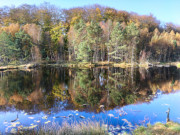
[0,3,180,65]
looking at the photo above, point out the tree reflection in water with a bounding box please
[0,66,179,113]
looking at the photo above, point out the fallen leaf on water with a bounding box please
[28,117,34,119]
[108,114,114,117]
[92,116,95,118]
[42,116,48,119]
[44,121,51,124]
[29,125,37,129]
[24,113,27,115]
[80,116,85,119]
[36,120,40,123]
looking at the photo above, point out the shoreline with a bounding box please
[1,61,180,71]
[0,63,39,71]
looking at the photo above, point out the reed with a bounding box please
[18,121,108,135]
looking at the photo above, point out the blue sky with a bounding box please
[0,0,179,25]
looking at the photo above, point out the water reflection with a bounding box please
[0,66,180,133]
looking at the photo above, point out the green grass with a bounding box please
[133,122,180,135]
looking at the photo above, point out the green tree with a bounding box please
[14,30,32,61]
[106,22,127,62]
[86,21,103,63]
[125,22,139,64]
[73,19,91,62]
[0,32,18,64]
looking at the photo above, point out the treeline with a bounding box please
[0,3,180,65]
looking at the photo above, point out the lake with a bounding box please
[0,66,180,134]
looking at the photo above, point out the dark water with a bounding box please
[0,66,180,134]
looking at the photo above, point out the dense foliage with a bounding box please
[0,3,180,65]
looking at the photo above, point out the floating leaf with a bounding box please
[28,117,34,119]
[42,116,48,119]
[108,114,114,117]
[44,121,51,124]
[80,116,85,119]
[29,125,37,129]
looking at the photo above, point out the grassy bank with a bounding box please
[133,122,180,135]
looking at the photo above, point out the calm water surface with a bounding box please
[0,66,180,134]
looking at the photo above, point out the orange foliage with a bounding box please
[9,94,23,103]
[2,23,20,36]
[23,23,41,44]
